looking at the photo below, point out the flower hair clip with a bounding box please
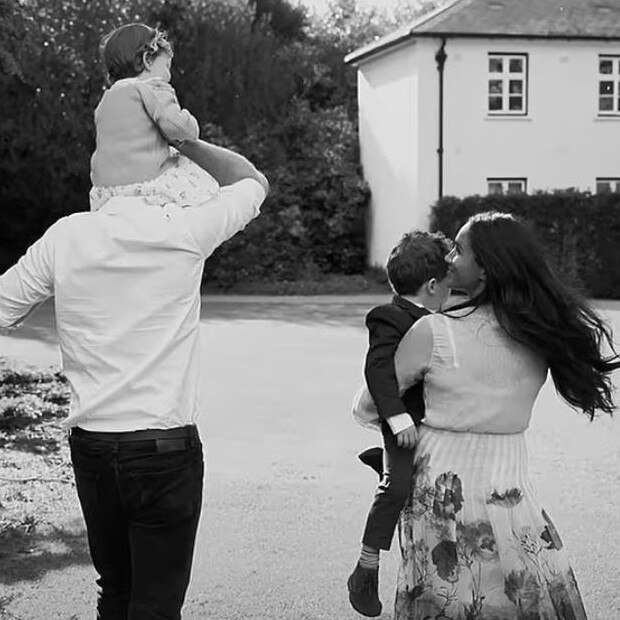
[143,30,172,57]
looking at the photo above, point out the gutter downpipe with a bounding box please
[435,38,447,201]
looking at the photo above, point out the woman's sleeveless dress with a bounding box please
[393,308,587,620]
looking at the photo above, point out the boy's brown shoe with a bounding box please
[347,562,382,617]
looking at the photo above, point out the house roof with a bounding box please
[345,0,620,65]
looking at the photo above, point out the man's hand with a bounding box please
[395,425,418,449]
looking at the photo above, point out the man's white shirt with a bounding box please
[0,179,266,432]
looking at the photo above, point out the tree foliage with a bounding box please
[0,0,432,284]
[249,0,307,40]
[0,0,31,77]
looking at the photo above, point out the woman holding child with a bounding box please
[357,211,618,619]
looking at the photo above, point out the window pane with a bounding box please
[489,79,503,94]
[596,180,620,193]
[599,97,613,111]
[509,80,523,94]
[489,57,503,72]
[600,59,613,74]
[600,81,614,95]
[597,181,612,194]
[507,182,524,194]
[489,96,503,110]
[488,182,503,195]
[509,96,523,110]
[509,58,523,73]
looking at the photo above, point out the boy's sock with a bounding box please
[359,544,380,570]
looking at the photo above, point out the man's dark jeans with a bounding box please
[69,425,204,620]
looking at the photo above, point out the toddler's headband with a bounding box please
[142,29,172,56]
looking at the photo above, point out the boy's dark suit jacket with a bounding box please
[364,295,430,429]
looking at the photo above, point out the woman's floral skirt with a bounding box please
[395,425,587,620]
[90,151,220,212]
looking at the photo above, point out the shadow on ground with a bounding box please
[0,519,90,586]
[1,295,377,331]
[199,297,374,328]
[0,432,62,454]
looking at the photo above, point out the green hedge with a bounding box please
[429,190,620,300]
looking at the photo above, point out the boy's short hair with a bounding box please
[386,230,452,296]
[101,23,172,83]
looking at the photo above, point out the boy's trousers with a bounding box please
[361,421,415,550]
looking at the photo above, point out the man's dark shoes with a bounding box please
[347,562,382,617]
[358,446,384,480]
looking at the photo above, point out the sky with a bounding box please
[296,0,407,15]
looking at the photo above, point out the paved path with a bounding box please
[1,297,619,619]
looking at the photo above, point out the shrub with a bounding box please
[204,100,369,287]
[0,362,69,432]
[429,190,620,299]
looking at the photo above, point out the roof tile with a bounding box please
[346,0,620,65]
[416,0,620,37]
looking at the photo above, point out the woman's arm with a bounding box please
[394,315,434,393]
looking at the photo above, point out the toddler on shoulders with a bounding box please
[90,23,219,211]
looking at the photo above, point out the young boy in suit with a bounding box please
[347,230,453,617]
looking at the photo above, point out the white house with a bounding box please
[344,0,620,266]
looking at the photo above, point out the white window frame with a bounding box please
[487,178,527,195]
[598,55,620,116]
[596,177,620,194]
[487,53,528,116]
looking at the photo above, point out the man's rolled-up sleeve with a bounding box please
[181,179,266,258]
[0,225,56,327]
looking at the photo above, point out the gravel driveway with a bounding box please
[0,296,618,620]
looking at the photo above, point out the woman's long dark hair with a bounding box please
[447,211,620,418]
